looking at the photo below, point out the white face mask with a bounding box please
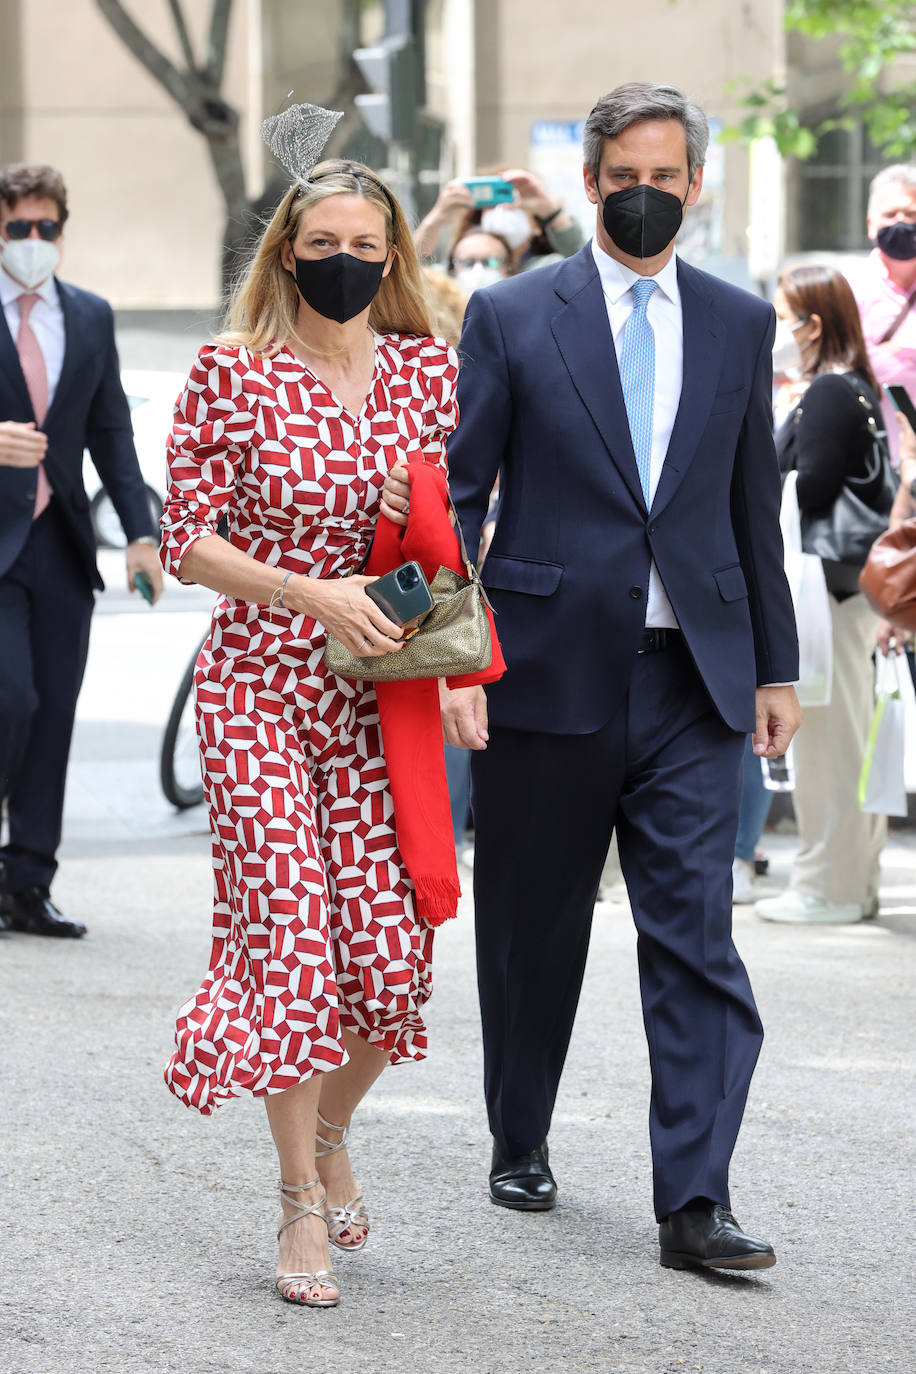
[772,318,804,374]
[0,237,60,289]
[480,205,531,251]
[454,262,504,294]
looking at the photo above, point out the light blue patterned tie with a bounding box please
[618,277,658,503]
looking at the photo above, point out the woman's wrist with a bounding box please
[281,572,319,617]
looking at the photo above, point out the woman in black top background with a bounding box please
[756,264,890,926]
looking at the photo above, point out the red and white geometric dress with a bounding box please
[159,333,460,1115]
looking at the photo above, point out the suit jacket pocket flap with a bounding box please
[709,385,748,415]
[482,554,564,596]
[713,563,748,602]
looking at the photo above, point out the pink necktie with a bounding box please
[17,293,52,519]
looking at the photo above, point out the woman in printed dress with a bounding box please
[159,157,459,1307]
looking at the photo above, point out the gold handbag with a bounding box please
[324,509,493,683]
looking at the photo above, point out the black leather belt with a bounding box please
[637,627,682,654]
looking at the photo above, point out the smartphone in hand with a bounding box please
[886,384,916,433]
[132,570,155,605]
[365,562,433,633]
[463,176,514,207]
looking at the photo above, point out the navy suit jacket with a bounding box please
[0,278,154,589]
[447,245,799,735]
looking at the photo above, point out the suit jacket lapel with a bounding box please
[0,298,34,417]
[551,249,647,514]
[44,280,83,428]
[650,259,726,517]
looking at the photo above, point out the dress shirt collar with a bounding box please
[0,261,59,310]
[591,235,680,307]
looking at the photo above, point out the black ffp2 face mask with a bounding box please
[291,250,387,323]
[876,221,916,263]
[597,181,688,259]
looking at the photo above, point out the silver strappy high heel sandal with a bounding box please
[275,1178,340,1307]
[316,1111,370,1252]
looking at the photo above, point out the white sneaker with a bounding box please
[754,889,864,925]
[732,858,757,904]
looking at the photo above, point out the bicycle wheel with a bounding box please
[160,635,206,810]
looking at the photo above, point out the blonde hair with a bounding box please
[421,267,468,348]
[220,159,433,354]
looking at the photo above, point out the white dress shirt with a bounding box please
[0,263,66,406]
[591,236,680,629]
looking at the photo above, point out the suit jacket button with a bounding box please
[648,523,657,534]
[629,586,643,600]
[25,489,37,500]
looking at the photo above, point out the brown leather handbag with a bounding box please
[859,519,916,631]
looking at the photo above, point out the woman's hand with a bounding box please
[413,179,475,258]
[877,619,908,658]
[285,574,404,657]
[897,410,916,473]
[381,463,411,528]
[501,167,558,221]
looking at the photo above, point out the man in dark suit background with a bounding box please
[0,162,162,939]
[443,84,801,1271]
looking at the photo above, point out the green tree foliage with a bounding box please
[724,0,916,160]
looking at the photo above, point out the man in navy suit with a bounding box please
[0,162,162,939]
[443,84,801,1271]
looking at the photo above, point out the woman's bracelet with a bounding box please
[269,570,294,611]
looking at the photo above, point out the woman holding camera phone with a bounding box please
[158,108,459,1309]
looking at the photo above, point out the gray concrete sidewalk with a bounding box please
[1,597,914,1373]
[3,843,914,1374]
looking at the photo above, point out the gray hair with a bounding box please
[583,82,709,183]
[868,163,916,216]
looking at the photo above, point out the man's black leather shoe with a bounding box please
[489,1141,557,1211]
[659,1202,776,1271]
[3,887,87,939]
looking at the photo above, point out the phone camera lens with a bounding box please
[398,566,419,589]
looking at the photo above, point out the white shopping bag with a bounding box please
[859,652,907,817]
[780,471,833,707]
[890,644,916,793]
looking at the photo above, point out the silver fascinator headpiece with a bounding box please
[260,102,345,183]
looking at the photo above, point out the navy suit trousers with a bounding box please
[471,638,762,1220]
[0,501,94,891]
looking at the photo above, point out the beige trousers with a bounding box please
[791,591,886,907]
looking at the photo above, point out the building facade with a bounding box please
[0,0,909,309]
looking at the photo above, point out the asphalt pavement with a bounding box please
[1,556,915,1374]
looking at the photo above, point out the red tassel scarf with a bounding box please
[363,463,505,926]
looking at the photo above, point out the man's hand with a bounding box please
[753,684,802,758]
[440,681,489,750]
[0,420,46,467]
[126,540,164,605]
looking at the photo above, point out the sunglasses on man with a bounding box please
[3,219,63,242]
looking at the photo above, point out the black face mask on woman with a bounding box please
[291,251,386,323]
[597,181,689,259]
[876,221,916,263]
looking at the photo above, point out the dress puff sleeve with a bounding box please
[418,338,460,473]
[159,344,260,583]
